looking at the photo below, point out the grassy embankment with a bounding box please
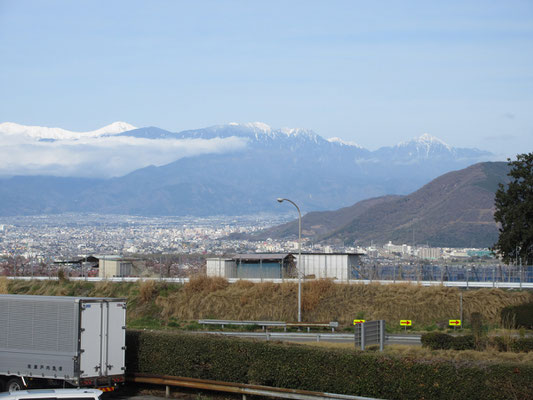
[1,276,531,332]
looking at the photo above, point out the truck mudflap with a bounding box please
[79,375,125,390]
[98,387,115,392]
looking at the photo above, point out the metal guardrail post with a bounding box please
[361,323,365,351]
[379,320,385,352]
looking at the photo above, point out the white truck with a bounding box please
[0,294,126,392]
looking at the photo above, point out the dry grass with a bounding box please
[158,279,299,321]
[156,278,533,326]
[139,279,157,303]
[0,277,8,294]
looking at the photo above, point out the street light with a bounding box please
[277,197,302,322]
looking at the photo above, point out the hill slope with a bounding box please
[254,162,510,248]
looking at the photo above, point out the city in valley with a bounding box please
[0,213,498,278]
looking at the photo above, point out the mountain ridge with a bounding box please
[246,162,510,248]
[0,122,497,217]
[0,121,136,140]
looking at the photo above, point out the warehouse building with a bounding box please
[207,252,362,280]
[299,253,361,280]
[97,255,146,278]
[207,254,296,279]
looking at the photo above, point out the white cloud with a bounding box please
[0,133,248,178]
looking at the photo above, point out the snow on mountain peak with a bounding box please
[225,122,321,141]
[416,133,448,146]
[228,122,272,133]
[327,137,362,148]
[94,121,137,135]
[281,127,304,135]
[398,133,451,150]
[0,121,137,140]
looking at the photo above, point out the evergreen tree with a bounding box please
[492,153,533,265]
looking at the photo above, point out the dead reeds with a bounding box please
[0,276,8,294]
[155,278,533,326]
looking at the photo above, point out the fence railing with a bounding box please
[352,264,533,284]
[6,273,533,288]
[129,372,384,400]
[198,319,339,332]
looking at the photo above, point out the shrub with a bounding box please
[470,312,486,350]
[451,335,475,350]
[57,268,68,282]
[421,332,453,350]
[510,337,533,352]
[501,302,533,329]
[491,336,533,353]
[421,332,476,351]
[126,330,533,400]
[470,312,483,338]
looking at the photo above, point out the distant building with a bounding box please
[417,247,442,260]
[383,241,411,255]
[207,252,363,280]
[207,254,295,279]
[96,255,146,278]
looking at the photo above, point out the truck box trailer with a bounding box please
[0,294,126,391]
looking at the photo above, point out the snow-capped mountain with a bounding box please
[327,137,363,148]
[0,121,136,140]
[168,122,324,145]
[0,120,496,217]
[373,133,490,161]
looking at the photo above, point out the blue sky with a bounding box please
[1,0,532,158]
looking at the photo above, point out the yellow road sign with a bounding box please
[449,319,461,326]
[400,320,412,326]
[353,319,365,325]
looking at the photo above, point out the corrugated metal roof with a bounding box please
[299,252,364,256]
[232,253,363,259]
[233,253,292,261]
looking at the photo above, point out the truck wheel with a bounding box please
[6,378,24,391]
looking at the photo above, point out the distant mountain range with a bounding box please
[0,122,495,216]
[0,121,136,140]
[245,162,510,248]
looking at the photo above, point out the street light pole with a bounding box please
[277,198,302,322]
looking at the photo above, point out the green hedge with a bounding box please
[126,330,533,400]
[501,302,533,329]
[422,332,533,353]
[421,332,476,350]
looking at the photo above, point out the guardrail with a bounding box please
[196,330,422,344]
[128,372,384,400]
[198,319,339,332]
